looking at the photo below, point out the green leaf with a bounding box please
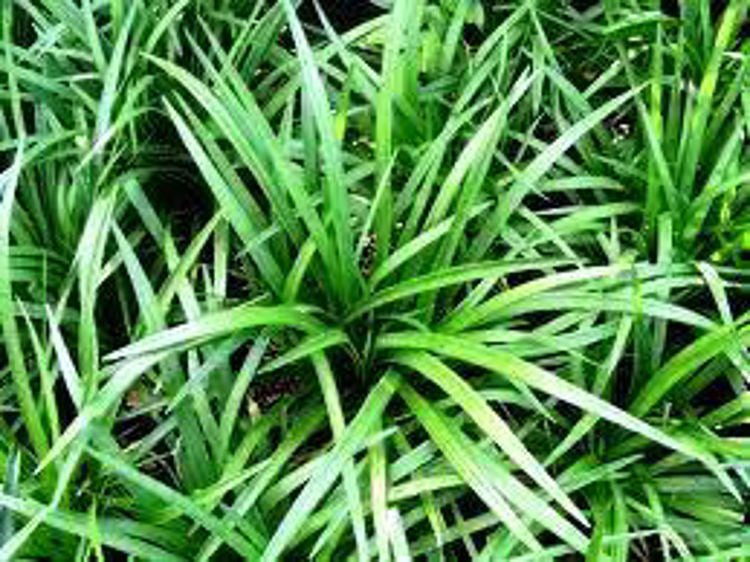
[396,377,544,553]
[260,373,399,561]
[0,145,49,459]
[394,351,588,527]
[378,332,717,463]
[87,449,262,559]
[105,304,323,362]
[280,0,360,302]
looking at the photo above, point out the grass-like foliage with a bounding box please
[0,0,748,560]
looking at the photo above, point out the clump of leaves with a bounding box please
[0,1,747,561]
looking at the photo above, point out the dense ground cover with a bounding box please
[0,0,748,560]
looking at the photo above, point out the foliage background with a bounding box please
[0,0,748,560]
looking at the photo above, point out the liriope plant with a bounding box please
[0,0,747,561]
